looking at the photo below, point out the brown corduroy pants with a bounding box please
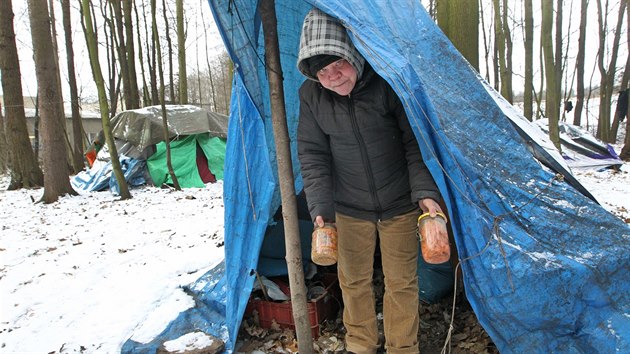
[336,210,420,354]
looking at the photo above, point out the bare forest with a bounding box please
[1,0,231,202]
[0,0,628,202]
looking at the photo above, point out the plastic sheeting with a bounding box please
[535,119,623,169]
[71,144,147,195]
[123,1,630,353]
[121,262,228,354]
[147,135,227,188]
[110,105,228,151]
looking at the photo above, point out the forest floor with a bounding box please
[236,268,498,354]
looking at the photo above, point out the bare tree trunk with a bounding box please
[152,0,180,190]
[585,59,599,131]
[493,17,500,91]
[99,2,120,117]
[176,0,188,104]
[0,0,44,189]
[34,96,40,159]
[81,0,131,200]
[0,101,7,173]
[573,0,589,126]
[0,104,9,175]
[223,54,233,115]
[140,1,159,105]
[134,1,151,106]
[436,0,479,71]
[595,0,609,140]
[554,0,563,121]
[573,0,588,126]
[562,10,577,124]
[209,58,220,111]
[502,0,513,102]
[162,0,175,103]
[493,0,503,92]
[123,0,140,109]
[111,0,132,111]
[621,98,630,160]
[621,112,630,159]
[479,0,492,83]
[28,0,76,202]
[542,0,561,150]
[80,3,126,113]
[200,0,218,111]
[493,0,512,102]
[622,0,630,160]
[536,41,545,120]
[596,0,626,143]
[48,0,75,172]
[611,59,629,141]
[194,11,201,105]
[150,38,159,105]
[524,0,534,121]
[212,52,233,115]
[61,0,85,173]
[259,1,313,352]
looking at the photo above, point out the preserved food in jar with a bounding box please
[311,223,338,266]
[417,212,450,264]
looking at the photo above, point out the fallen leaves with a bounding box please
[237,272,498,354]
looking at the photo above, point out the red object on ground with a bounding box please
[245,274,340,338]
[85,149,97,167]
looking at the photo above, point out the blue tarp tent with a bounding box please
[123,1,630,353]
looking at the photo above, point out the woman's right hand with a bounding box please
[314,215,325,228]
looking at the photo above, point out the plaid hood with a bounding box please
[297,8,365,81]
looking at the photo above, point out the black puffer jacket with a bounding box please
[297,64,440,223]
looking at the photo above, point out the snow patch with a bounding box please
[163,332,215,353]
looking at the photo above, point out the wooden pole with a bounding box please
[258,0,313,352]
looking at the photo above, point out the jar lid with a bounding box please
[316,222,337,230]
[417,212,447,224]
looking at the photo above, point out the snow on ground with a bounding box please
[571,153,630,222]
[0,180,225,353]
[0,155,628,354]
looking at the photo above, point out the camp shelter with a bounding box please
[110,104,228,151]
[72,105,228,193]
[122,1,630,353]
[534,119,623,170]
[110,104,229,188]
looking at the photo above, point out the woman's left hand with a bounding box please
[419,198,442,217]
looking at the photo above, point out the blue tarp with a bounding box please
[123,1,630,353]
[71,153,146,195]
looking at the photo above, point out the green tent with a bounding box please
[147,134,226,188]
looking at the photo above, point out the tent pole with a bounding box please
[258,0,314,352]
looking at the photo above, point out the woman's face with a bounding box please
[316,59,358,96]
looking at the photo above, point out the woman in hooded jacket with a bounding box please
[296,8,443,354]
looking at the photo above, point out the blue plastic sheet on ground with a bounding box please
[121,262,228,354]
[71,154,146,195]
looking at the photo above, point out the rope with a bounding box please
[441,262,460,354]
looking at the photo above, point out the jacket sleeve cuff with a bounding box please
[411,190,442,205]
[310,204,336,223]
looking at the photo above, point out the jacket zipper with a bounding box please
[348,95,383,220]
